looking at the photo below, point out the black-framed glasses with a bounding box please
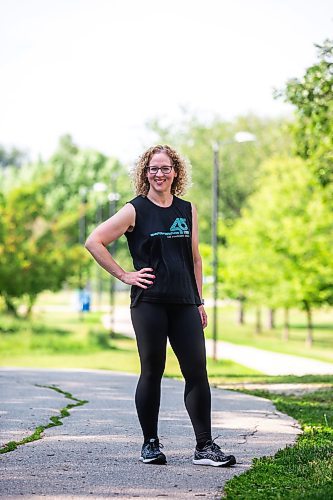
[147,165,173,174]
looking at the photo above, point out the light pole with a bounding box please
[211,132,256,360]
[78,186,88,319]
[107,190,120,336]
[79,187,88,256]
[93,182,108,308]
[212,142,220,361]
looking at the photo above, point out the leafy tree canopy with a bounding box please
[0,180,90,316]
[223,157,333,310]
[279,39,333,187]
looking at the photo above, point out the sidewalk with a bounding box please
[103,307,333,376]
[0,368,301,499]
[205,339,333,376]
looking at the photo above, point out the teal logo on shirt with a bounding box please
[170,218,189,234]
[150,218,190,238]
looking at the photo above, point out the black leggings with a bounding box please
[131,302,212,445]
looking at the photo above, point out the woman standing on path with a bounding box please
[85,144,236,467]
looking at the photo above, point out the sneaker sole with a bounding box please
[140,455,167,465]
[192,457,236,467]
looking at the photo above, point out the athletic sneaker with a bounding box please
[193,439,236,467]
[139,438,167,464]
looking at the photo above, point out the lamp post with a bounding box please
[211,132,256,360]
[79,187,88,253]
[78,186,88,319]
[108,191,120,336]
[212,142,220,361]
[93,182,108,308]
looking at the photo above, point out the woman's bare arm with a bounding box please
[85,203,155,288]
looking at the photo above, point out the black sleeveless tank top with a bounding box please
[125,195,201,308]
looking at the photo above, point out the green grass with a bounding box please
[204,304,333,364]
[224,387,333,500]
[34,289,333,363]
[211,373,333,386]
[0,310,260,379]
[2,288,333,382]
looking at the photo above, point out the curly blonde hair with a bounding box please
[132,144,191,196]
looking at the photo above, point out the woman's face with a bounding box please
[146,151,177,195]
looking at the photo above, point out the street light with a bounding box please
[78,182,120,320]
[79,186,88,249]
[93,181,121,334]
[93,182,108,308]
[93,182,108,225]
[78,186,89,319]
[233,131,256,143]
[211,131,256,360]
[93,182,108,192]
[108,191,120,336]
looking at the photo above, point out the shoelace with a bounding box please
[207,435,223,451]
[148,439,164,451]
[211,442,223,453]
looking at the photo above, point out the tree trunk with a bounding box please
[237,297,245,325]
[4,295,19,317]
[267,308,275,329]
[255,306,262,334]
[25,295,37,318]
[304,301,313,347]
[283,308,289,341]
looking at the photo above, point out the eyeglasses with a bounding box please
[147,165,173,174]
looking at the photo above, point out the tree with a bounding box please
[223,157,333,344]
[0,136,136,312]
[280,39,333,187]
[0,180,90,316]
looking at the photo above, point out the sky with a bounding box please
[0,0,332,163]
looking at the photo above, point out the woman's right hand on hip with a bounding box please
[120,268,155,288]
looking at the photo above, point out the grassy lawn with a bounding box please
[1,306,331,388]
[0,310,260,380]
[224,387,333,500]
[204,304,333,364]
[33,290,333,364]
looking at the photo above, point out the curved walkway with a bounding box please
[205,339,333,375]
[0,368,301,499]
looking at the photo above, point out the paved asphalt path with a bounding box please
[0,368,301,499]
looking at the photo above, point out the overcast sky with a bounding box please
[1,0,332,163]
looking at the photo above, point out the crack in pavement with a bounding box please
[0,369,302,499]
[0,384,88,455]
[237,425,258,444]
